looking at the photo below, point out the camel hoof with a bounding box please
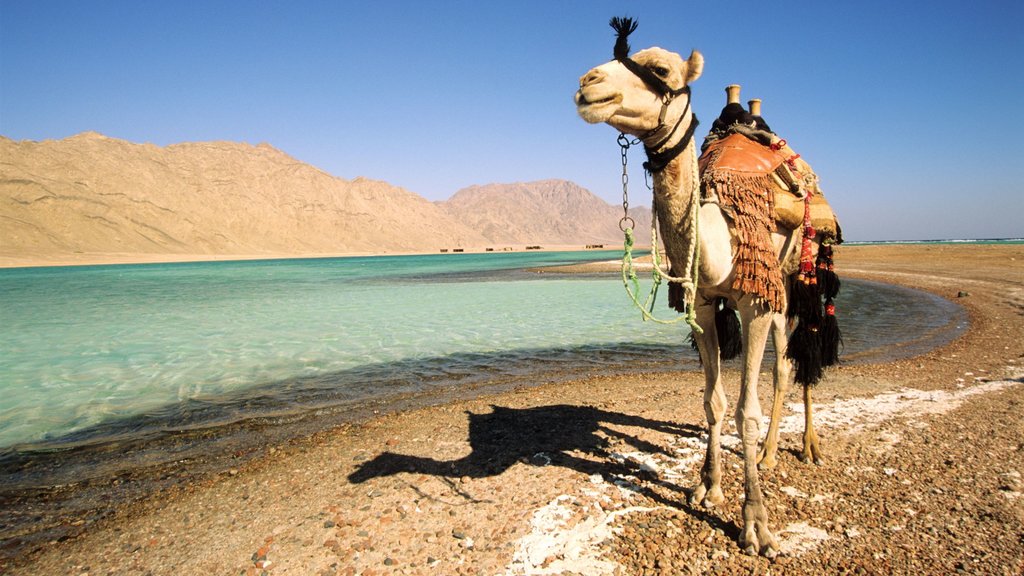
[800,451,824,465]
[703,486,725,508]
[740,534,780,558]
[689,484,724,508]
[689,485,706,508]
[757,452,778,470]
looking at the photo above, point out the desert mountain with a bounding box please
[0,133,488,262]
[1,133,645,265]
[439,180,651,246]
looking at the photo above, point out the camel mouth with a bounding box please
[575,89,619,107]
[575,90,621,122]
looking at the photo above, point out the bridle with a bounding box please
[609,17,699,173]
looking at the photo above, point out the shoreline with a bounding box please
[4,244,1024,575]
[2,239,1019,270]
[0,244,628,270]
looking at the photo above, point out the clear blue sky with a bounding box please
[2,1,1022,241]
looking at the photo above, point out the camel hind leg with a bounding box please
[801,384,823,464]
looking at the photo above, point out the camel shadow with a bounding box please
[347,403,743,540]
[348,403,738,538]
[348,404,702,484]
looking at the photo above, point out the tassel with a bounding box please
[787,321,823,386]
[716,299,742,360]
[668,275,687,313]
[816,244,840,300]
[787,276,821,323]
[688,330,699,357]
[687,298,743,362]
[820,300,842,367]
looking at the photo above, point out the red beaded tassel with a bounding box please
[787,191,824,386]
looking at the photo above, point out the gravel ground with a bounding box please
[4,243,1023,575]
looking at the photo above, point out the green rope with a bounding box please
[618,137,703,334]
[621,224,700,330]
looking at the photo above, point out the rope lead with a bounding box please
[619,141,703,333]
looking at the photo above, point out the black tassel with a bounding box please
[816,245,841,300]
[787,277,822,323]
[787,321,823,386]
[818,269,840,301]
[688,330,699,357]
[820,300,842,367]
[609,16,637,60]
[668,277,687,313]
[786,273,824,386]
[716,299,742,360]
[687,298,742,362]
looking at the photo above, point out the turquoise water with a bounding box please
[0,251,965,452]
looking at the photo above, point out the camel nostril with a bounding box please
[580,69,604,88]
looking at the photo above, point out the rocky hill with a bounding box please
[0,133,646,265]
[438,180,651,247]
[0,133,490,263]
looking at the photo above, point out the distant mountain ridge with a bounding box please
[0,133,647,264]
[438,180,651,246]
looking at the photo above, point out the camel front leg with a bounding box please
[758,312,791,469]
[736,306,779,557]
[801,384,824,464]
[690,300,726,508]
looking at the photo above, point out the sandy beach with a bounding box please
[4,243,1023,575]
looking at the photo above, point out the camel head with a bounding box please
[575,18,702,143]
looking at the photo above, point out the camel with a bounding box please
[574,18,841,557]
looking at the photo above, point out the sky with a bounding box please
[2,1,1022,241]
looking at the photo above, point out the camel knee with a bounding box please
[703,389,727,425]
[736,414,762,443]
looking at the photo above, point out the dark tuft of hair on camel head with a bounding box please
[609,16,638,59]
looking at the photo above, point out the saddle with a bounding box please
[701,133,840,240]
[698,132,841,312]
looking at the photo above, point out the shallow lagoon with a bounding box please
[0,251,964,453]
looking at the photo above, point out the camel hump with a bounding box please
[698,133,788,176]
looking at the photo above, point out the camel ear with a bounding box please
[684,50,704,84]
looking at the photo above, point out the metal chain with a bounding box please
[617,133,638,231]
[615,132,703,332]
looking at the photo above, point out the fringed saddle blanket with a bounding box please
[699,133,789,311]
[698,132,842,312]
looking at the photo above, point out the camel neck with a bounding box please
[650,137,699,204]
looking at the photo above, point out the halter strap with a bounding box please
[609,16,699,173]
[644,112,699,173]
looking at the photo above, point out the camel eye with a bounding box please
[651,65,670,78]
